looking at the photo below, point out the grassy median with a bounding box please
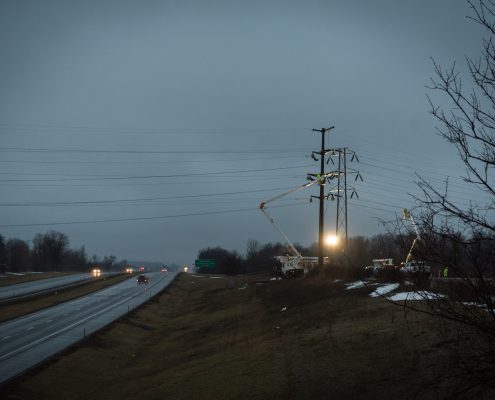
[0,272,77,287]
[0,272,455,399]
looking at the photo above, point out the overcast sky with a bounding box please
[0,0,491,265]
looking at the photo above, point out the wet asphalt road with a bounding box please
[0,270,178,384]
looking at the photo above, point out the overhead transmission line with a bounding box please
[0,154,303,165]
[0,202,307,228]
[0,164,312,183]
[0,186,295,207]
[0,146,310,155]
[0,122,309,135]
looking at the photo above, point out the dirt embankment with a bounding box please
[1,273,447,400]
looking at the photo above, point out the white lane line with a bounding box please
[46,319,53,323]
[26,326,34,331]
[1,336,11,341]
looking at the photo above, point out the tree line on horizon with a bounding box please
[196,233,415,276]
[0,231,125,273]
[197,229,495,278]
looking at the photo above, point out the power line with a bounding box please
[0,154,303,165]
[0,175,305,188]
[0,146,310,155]
[0,123,309,135]
[0,186,295,207]
[0,202,307,228]
[0,164,312,183]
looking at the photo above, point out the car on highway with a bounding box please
[136,275,149,284]
[92,268,102,277]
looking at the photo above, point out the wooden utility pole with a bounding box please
[311,127,334,270]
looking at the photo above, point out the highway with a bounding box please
[0,271,178,384]
[0,273,99,301]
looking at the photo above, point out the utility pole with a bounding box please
[309,126,334,270]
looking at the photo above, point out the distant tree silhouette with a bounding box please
[0,234,7,271]
[101,255,117,271]
[197,246,243,275]
[6,238,31,272]
[61,246,88,272]
[33,231,69,271]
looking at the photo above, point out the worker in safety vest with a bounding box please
[443,266,448,278]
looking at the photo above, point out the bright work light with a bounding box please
[325,235,339,246]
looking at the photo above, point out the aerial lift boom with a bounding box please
[403,208,420,263]
[259,174,333,276]
[402,208,431,275]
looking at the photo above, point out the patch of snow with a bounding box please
[345,281,367,290]
[280,306,287,312]
[208,276,223,279]
[370,283,400,298]
[345,280,380,290]
[333,279,343,283]
[388,291,442,301]
[192,275,206,278]
[6,272,25,276]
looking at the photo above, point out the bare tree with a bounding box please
[394,1,495,397]
[33,231,69,271]
[0,234,6,271]
[245,239,261,272]
[6,238,31,272]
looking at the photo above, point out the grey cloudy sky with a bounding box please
[0,0,490,265]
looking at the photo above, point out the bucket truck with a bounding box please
[259,174,332,278]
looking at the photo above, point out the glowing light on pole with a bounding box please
[325,235,339,247]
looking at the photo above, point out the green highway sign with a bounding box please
[195,259,217,268]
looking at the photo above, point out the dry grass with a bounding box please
[1,273,448,400]
[0,274,131,323]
